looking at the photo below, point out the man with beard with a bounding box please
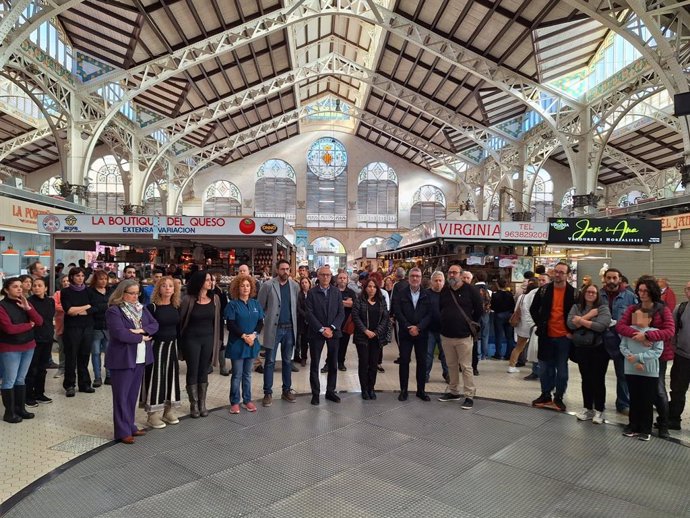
[600,268,638,415]
[438,265,483,409]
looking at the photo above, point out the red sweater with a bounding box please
[616,303,675,362]
[0,302,43,353]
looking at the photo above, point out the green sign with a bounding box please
[547,218,662,245]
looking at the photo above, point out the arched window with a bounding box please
[410,185,446,228]
[357,162,398,229]
[86,155,126,213]
[255,159,296,224]
[204,180,241,216]
[306,137,348,228]
[310,236,347,269]
[617,190,644,208]
[40,176,62,196]
[143,183,164,215]
[526,168,554,222]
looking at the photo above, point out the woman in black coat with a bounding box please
[294,277,311,366]
[352,279,390,400]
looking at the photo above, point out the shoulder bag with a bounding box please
[450,290,480,339]
[509,295,523,327]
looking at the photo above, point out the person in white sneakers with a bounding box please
[507,278,538,374]
[567,284,611,424]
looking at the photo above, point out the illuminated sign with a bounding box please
[547,218,662,245]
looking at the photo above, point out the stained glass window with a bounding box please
[40,176,62,195]
[204,180,242,216]
[86,155,126,213]
[410,185,446,228]
[306,137,347,179]
[306,138,348,228]
[143,183,163,215]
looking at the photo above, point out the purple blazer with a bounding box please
[104,305,159,370]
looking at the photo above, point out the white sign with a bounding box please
[38,215,284,237]
[432,221,548,243]
[499,222,549,242]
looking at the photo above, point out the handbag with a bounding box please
[450,290,480,339]
[571,326,603,348]
[509,295,523,327]
[526,326,539,362]
[343,314,355,335]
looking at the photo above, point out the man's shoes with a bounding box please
[473,368,479,376]
[311,394,319,405]
[93,378,102,388]
[377,364,385,373]
[300,359,307,367]
[397,391,408,401]
[393,358,400,364]
[79,386,95,394]
[622,426,638,437]
[461,398,474,409]
[325,392,341,403]
[219,368,230,376]
[550,398,566,412]
[443,373,450,383]
[320,365,328,373]
[35,394,53,404]
[338,363,347,372]
[229,404,240,414]
[369,390,377,400]
[262,394,272,407]
[491,355,502,360]
[281,390,296,403]
[103,376,111,385]
[524,373,539,381]
[638,433,651,441]
[65,387,76,397]
[657,427,670,439]
[291,364,300,373]
[438,393,462,402]
[415,391,431,402]
[121,436,135,445]
[361,391,370,400]
[576,408,595,421]
[532,394,552,408]
[255,365,264,374]
[592,411,604,424]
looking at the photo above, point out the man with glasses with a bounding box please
[438,265,483,409]
[669,281,690,431]
[599,268,637,415]
[529,262,576,411]
[392,267,432,401]
[305,266,345,405]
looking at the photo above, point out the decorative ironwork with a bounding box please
[122,204,144,215]
[511,211,532,222]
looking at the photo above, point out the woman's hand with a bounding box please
[364,330,376,339]
[129,328,145,335]
[632,332,647,342]
[571,315,582,327]
[242,333,255,346]
[17,296,32,311]
[626,354,637,364]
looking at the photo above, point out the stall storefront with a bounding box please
[37,214,294,291]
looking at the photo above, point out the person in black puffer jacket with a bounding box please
[25,277,56,406]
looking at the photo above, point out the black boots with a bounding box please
[187,385,200,418]
[2,388,22,423]
[198,383,209,417]
[14,385,35,419]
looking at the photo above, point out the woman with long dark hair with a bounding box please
[52,274,69,379]
[0,277,43,423]
[295,277,311,367]
[352,279,390,400]
[105,279,158,444]
[60,267,95,397]
[568,284,611,424]
[616,277,675,438]
[88,270,112,387]
[179,270,221,418]
[141,276,181,428]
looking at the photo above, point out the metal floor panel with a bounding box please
[5,396,690,518]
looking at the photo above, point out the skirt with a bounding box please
[140,338,181,412]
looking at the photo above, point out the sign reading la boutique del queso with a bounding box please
[547,217,662,245]
[38,214,284,237]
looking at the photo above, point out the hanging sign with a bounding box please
[658,212,690,231]
[547,217,662,245]
[434,221,548,242]
[38,214,284,237]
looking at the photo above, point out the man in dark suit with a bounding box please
[392,267,432,401]
[305,266,345,405]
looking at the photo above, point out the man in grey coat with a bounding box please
[257,259,300,406]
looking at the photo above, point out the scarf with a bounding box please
[120,301,143,327]
[69,283,86,292]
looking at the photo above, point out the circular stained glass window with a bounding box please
[306,137,347,179]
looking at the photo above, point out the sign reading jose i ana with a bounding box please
[38,214,284,237]
[547,217,662,245]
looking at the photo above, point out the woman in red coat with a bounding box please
[616,277,675,438]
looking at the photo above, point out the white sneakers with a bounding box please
[506,366,520,373]
[592,411,604,424]
[576,408,595,421]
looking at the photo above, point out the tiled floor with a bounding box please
[1,343,688,505]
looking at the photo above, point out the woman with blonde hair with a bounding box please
[141,276,182,429]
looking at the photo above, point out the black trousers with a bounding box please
[356,339,380,393]
[309,334,338,395]
[472,339,479,371]
[25,340,52,398]
[669,354,690,423]
[181,333,214,386]
[294,330,309,362]
[576,346,609,412]
[398,335,427,393]
[337,333,351,365]
[655,360,670,426]
[62,326,93,390]
[627,374,657,434]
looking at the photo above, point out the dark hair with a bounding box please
[523,271,534,279]
[621,275,629,284]
[635,307,653,318]
[276,259,290,270]
[368,271,383,288]
[497,278,508,289]
[360,279,383,303]
[67,267,87,285]
[124,264,137,272]
[525,278,539,294]
[27,261,41,275]
[535,265,546,274]
[32,277,46,287]
[89,269,109,288]
[555,262,571,274]
[577,283,601,310]
[186,270,211,298]
[18,274,32,284]
[635,277,661,303]
[78,259,86,266]
[475,270,487,282]
[2,277,21,297]
[604,268,622,278]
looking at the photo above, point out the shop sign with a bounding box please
[658,212,690,231]
[1,200,77,232]
[498,255,518,268]
[500,222,549,242]
[547,217,662,245]
[436,221,501,240]
[38,215,284,237]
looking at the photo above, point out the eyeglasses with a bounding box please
[448,270,461,275]
[318,273,331,277]
[585,290,598,295]
[125,290,139,295]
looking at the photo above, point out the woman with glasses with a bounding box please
[105,279,158,444]
[179,271,221,418]
[616,277,675,438]
[567,285,611,424]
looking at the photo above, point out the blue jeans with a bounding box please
[493,311,515,358]
[91,329,109,380]
[230,358,253,405]
[538,336,571,398]
[263,326,295,395]
[0,350,34,389]
[426,331,448,380]
[479,313,491,359]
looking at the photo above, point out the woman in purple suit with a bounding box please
[105,279,159,444]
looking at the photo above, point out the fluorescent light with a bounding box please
[319,187,335,191]
[319,200,334,203]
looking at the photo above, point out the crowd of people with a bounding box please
[1,258,689,446]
